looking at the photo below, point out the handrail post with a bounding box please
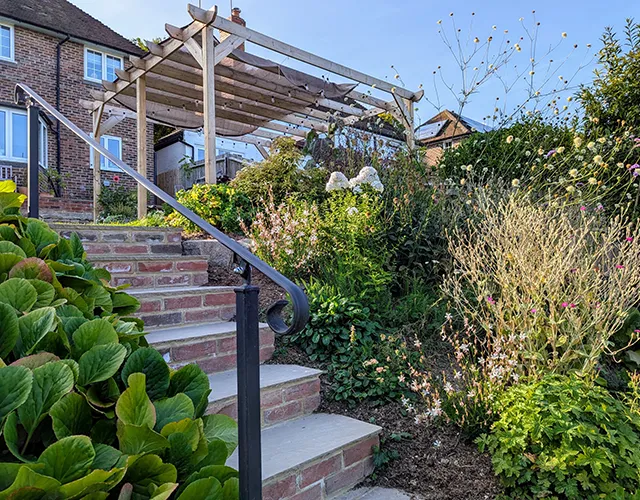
[26,99,40,219]
[235,281,262,500]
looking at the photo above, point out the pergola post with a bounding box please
[202,24,216,184]
[137,75,148,218]
[404,98,415,149]
[92,108,103,222]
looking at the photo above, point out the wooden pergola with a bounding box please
[82,3,423,220]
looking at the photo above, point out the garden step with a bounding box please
[90,255,209,288]
[145,320,275,374]
[51,224,183,257]
[227,414,381,500]
[206,364,323,427]
[129,286,236,327]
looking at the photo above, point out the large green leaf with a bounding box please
[38,435,95,484]
[111,293,140,316]
[3,412,34,462]
[0,302,19,359]
[77,343,126,386]
[121,348,170,400]
[57,467,123,499]
[0,465,60,499]
[116,373,155,428]
[0,241,26,258]
[0,366,33,420]
[149,482,179,500]
[168,364,212,418]
[201,415,238,457]
[25,220,59,254]
[196,439,229,469]
[28,280,55,309]
[69,233,85,260]
[124,454,177,496]
[154,394,195,432]
[0,463,23,491]
[0,278,37,313]
[15,307,57,357]
[177,466,238,498]
[17,361,75,437]
[166,432,196,479]
[49,392,92,439]
[92,444,122,471]
[72,319,119,356]
[11,352,59,370]
[0,253,22,276]
[222,478,239,500]
[176,477,222,500]
[117,424,170,455]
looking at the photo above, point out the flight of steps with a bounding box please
[53,224,381,500]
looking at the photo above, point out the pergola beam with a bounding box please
[207,10,420,101]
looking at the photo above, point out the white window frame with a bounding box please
[90,135,122,172]
[194,146,205,162]
[0,106,48,167]
[84,47,123,83]
[442,139,453,150]
[0,22,15,62]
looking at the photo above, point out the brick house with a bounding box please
[0,0,153,219]
[416,109,492,166]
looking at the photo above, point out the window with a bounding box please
[0,106,48,166]
[84,48,123,83]
[90,135,122,172]
[195,147,205,162]
[442,140,453,150]
[0,23,14,62]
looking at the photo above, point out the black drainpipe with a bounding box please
[54,35,70,197]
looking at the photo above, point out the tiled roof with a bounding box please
[0,0,143,55]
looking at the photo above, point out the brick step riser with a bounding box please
[135,290,237,328]
[207,377,321,428]
[263,435,378,500]
[151,326,275,374]
[94,259,209,289]
[52,225,184,257]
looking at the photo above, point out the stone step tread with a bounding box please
[227,414,381,482]
[208,364,322,404]
[129,286,233,297]
[145,320,268,344]
[90,255,207,262]
[51,223,181,233]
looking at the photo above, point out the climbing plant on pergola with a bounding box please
[84,3,423,220]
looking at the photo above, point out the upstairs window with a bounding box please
[195,147,205,162]
[0,106,48,166]
[0,23,14,62]
[84,48,123,83]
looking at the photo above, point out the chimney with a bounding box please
[220,6,246,51]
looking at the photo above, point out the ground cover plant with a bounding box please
[0,180,238,499]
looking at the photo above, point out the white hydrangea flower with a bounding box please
[325,172,350,192]
[346,207,359,216]
[348,166,384,192]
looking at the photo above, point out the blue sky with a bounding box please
[70,0,639,156]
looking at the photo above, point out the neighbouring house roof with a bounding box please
[415,109,492,145]
[0,0,143,55]
[154,130,185,152]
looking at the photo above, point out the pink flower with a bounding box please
[570,268,578,273]
[580,206,586,211]
[531,308,537,313]
[562,302,569,308]
[486,296,496,305]
[113,175,121,182]
[569,303,576,308]
[616,264,625,269]
[627,237,634,242]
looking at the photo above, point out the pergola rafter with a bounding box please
[88,3,422,220]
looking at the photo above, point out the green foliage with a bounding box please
[0,180,238,499]
[98,175,137,223]
[478,375,640,499]
[578,19,640,133]
[291,280,380,362]
[167,183,253,234]
[231,137,328,205]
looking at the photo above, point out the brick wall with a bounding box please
[0,26,154,201]
[422,137,465,166]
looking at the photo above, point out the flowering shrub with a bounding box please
[477,375,640,499]
[167,183,253,234]
[242,193,322,281]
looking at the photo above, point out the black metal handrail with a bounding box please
[15,83,309,500]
